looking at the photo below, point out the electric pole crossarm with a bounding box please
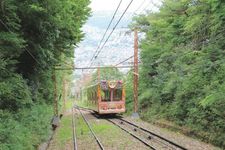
[54,65,134,70]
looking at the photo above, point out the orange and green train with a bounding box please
[86,80,125,114]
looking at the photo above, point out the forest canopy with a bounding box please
[0,0,90,149]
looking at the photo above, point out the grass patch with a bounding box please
[75,117,91,137]
[75,99,97,111]
[75,99,88,107]
[75,116,132,149]
[75,117,114,136]
[52,115,72,149]
[65,99,74,110]
[50,114,149,150]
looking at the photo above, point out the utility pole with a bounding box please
[133,29,139,118]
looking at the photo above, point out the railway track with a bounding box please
[72,107,78,150]
[74,106,105,150]
[74,106,187,150]
[120,118,187,150]
[108,118,187,150]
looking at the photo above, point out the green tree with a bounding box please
[89,67,124,85]
[0,0,90,149]
[128,0,225,148]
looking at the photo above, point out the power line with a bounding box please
[131,0,147,17]
[135,0,147,13]
[129,0,155,19]
[88,28,131,69]
[138,0,153,15]
[55,65,133,70]
[90,0,151,66]
[91,0,135,65]
[95,0,134,57]
[88,0,123,67]
[114,55,134,66]
[59,59,75,68]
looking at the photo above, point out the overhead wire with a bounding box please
[80,0,225,88]
[100,29,132,67]
[114,1,158,68]
[90,0,154,69]
[88,0,123,67]
[130,0,147,17]
[91,0,135,66]
[128,0,154,19]
[114,55,134,67]
[88,29,131,70]
[138,0,153,15]
[86,0,157,74]
[134,0,147,13]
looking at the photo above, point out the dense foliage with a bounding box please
[0,0,90,149]
[89,67,123,85]
[127,0,225,148]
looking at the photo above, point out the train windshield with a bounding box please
[101,90,110,101]
[101,89,122,101]
[113,89,122,101]
[100,80,123,102]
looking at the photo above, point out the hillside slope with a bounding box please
[126,0,225,148]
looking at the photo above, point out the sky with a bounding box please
[90,0,160,13]
[73,0,160,82]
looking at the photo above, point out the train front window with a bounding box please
[101,90,110,101]
[113,89,122,101]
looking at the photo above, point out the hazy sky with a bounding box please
[74,0,161,79]
[89,0,160,13]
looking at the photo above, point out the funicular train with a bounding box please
[86,80,125,114]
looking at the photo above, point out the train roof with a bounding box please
[100,80,123,83]
[85,80,123,90]
[100,80,123,90]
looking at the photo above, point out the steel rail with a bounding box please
[116,118,174,149]
[74,105,97,113]
[77,107,105,150]
[72,107,78,150]
[119,118,187,150]
[74,106,187,150]
[75,106,155,149]
[107,119,156,150]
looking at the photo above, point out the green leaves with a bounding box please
[0,0,90,149]
[129,0,225,148]
[0,104,52,150]
[0,74,32,111]
[90,67,123,85]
